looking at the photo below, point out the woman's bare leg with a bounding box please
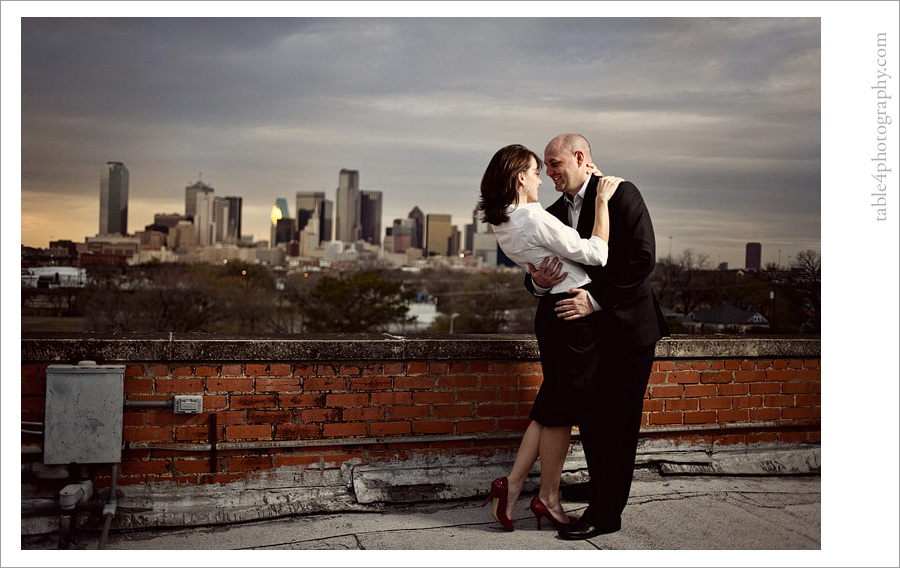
[505,420,542,518]
[538,426,572,523]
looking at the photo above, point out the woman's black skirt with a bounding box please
[530,292,603,426]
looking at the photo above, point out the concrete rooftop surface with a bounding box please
[18,470,835,566]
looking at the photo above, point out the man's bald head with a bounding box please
[544,133,594,197]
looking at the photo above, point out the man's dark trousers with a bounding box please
[577,334,656,531]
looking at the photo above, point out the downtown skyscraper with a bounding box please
[184,180,214,220]
[99,161,129,236]
[270,198,292,246]
[296,191,334,253]
[408,206,425,250]
[746,242,762,271]
[196,192,230,246]
[225,196,243,242]
[359,190,383,246]
[335,169,361,243]
[426,213,453,257]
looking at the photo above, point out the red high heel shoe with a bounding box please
[481,477,515,531]
[530,495,577,530]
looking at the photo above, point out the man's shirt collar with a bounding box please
[564,176,591,205]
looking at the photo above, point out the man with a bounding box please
[526,133,669,540]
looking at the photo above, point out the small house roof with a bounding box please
[687,304,768,325]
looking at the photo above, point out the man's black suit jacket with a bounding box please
[526,175,669,348]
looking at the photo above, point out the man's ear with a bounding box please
[574,151,585,166]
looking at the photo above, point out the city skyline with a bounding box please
[8,10,834,268]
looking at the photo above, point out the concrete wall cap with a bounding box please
[21,333,820,363]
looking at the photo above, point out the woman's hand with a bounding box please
[597,175,623,202]
[528,256,568,289]
[586,163,603,177]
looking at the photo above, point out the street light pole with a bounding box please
[769,290,775,331]
[449,313,460,334]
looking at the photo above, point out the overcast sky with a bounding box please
[12,11,824,268]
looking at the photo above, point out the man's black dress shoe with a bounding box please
[557,516,621,540]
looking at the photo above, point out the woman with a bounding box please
[476,144,620,531]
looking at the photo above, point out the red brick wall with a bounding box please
[643,357,821,445]
[21,350,820,489]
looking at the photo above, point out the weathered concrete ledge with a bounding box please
[21,333,820,363]
[21,441,819,532]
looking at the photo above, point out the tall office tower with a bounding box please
[472,207,489,233]
[408,206,425,250]
[296,192,326,246]
[270,198,290,246]
[336,169,361,243]
[426,214,453,257]
[225,196,243,242]
[450,226,461,257]
[195,193,215,246]
[212,197,229,244]
[99,161,129,236]
[196,193,230,246]
[322,199,334,242]
[359,190,383,246]
[465,206,491,253]
[185,180,214,220]
[274,218,297,246]
[465,224,475,253]
[746,242,762,271]
[472,232,498,267]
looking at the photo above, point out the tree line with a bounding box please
[29,248,820,335]
[652,249,820,333]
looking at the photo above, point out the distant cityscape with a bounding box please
[25,160,774,275]
[20,162,823,337]
[23,161,506,271]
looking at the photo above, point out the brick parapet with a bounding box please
[21,334,820,490]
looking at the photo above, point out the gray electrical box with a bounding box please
[44,361,125,465]
[174,395,203,414]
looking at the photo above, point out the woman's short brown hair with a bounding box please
[477,144,542,225]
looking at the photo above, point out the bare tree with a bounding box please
[652,249,710,314]
[787,249,821,332]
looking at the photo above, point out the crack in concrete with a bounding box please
[353,533,366,550]
[244,519,505,550]
[724,492,820,546]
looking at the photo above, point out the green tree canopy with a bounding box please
[300,269,416,333]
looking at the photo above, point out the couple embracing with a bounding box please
[477,133,669,540]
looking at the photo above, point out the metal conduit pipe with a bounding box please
[639,420,819,435]
[131,432,524,452]
[98,463,118,550]
[124,400,173,408]
[128,420,818,453]
[22,420,44,436]
[641,421,782,435]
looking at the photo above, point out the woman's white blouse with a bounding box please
[491,202,608,294]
